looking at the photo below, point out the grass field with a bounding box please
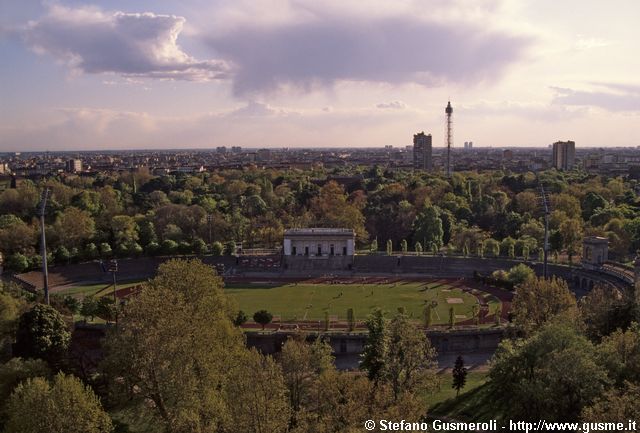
[428,374,506,422]
[226,280,499,325]
[56,280,145,298]
[425,371,489,409]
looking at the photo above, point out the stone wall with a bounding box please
[245,328,506,369]
[353,255,573,280]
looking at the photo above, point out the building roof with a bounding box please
[584,236,609,244]
[284,228,355,237]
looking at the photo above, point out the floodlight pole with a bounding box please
[108,259,118,327]
[38,188,51,305]
[540,185,550,279]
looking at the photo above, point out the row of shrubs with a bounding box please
[473,263,536,291]
[3,239,238,273]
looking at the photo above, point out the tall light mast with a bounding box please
[445,101,453,177]
[38,188,51,305]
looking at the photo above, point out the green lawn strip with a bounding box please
[226,281,490,325]
[58,280,145,298]
[427,373,507,422]
[424,371,488,409]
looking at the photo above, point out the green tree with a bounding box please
[596,323,640,386]
[111,215,138,247]
[347,308,356,332]
[452,355,467,397]
[383,313,437,400]
[223,349,290,433]
[1,294,22,353]
[253,309,273,330]
[582,191,608,221]
[507,263,535,287]
[370,238,378,253]
[511,276,579,335]
[83,243,99,260]
[413,205,444,251]
[191,237,208,255]
[485,239,500,257]
[51,206,95,250]
[54,246,71,265]
[103,259,242,433]
[160,239,178,255]
[580,285,636,341]
[560,218,583,267]
[280,336,333,418]
[233,310,248,327]
[360,309,387,383]
[414,241,422,255]
[211,241,224,256]
[14,304,70,365]
[63,296,80,315]
[80,297,98,322]
[0,217,37,255]
[424,304,433,328]
[137,220,158,247]
[3,373,113,433]
[224,240,237,255]
[582,382,640,424]
[6,253,29,273]
[99,243,112,258]
[310,181,367,240]
[490,322,610,421]
[0,357,51,415]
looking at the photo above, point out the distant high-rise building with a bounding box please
[256,149,272,162]
[65,159,82,173]
[231,146,242,153]
[552,141,576,170]
[413,132,433,170]
[216,146,227,154]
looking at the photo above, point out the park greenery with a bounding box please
[0,258,639,430]
[2,168,640,271]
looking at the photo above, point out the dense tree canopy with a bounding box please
[3,373,113,433]
[2,168,640,270]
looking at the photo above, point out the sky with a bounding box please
[1,0,639,151]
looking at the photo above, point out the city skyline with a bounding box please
[1,0,640,151]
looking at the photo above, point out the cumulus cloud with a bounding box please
[24,5,228,81]
[551,86,640,112]
[376,101,407,110]
[208,12,530,96]
[227,101,298,117]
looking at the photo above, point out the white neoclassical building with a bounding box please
[283,228,355,257]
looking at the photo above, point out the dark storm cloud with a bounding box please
[209,15,530,96]
[24,5,228,81]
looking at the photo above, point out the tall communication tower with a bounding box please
[445,101,453,177]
